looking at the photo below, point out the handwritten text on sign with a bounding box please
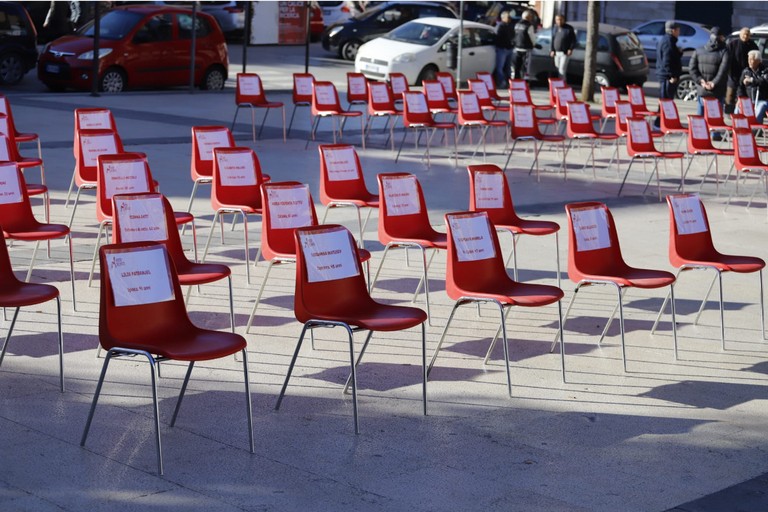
[460,94,480,115]
[449,213,495,262]
[0,116,9,136]
[437,75,453,94]
[370,83,389,104]
[239,75,262,96]
[690,118,709,140]
[82,134,117,168]
[478,73,494,90]
[0,138,11,161]
[114,195,168,242]
[742,100,755,117]
[705,99,720,118]
[391,76,407,95]
[629,87,643,104]
[571,206,611,252]
[604,89,618,106]
[661,101,677,119]
[737,133,755,159]
[104,160,149,199]
[670,194,707,235]
[79,111,112,129]
[322,146,359,181]
[511,89,528,103]
[195,129,230,161]
[383,175,421,216]
[472,82,490,99]
[629,120,650,144]
[425,82,445,100]
[569,104,589,124]
[348,76,366,96]
[300,228,360,283]
[405,93,427,113]
[513,105,534,128]
[474,171,504,209]
[295,76,313,96]
[314,85,335,105]
[107,245,175,307]
[616,102,633,123]
[0,163,22,204]
[217,151,256,186]
[267,185,313,229]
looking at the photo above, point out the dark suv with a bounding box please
[322,1,456,61]
[0,2,38,85]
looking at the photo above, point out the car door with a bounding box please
[460,27,496,80]
[176,12,218,85]
[633,21,664,60]
[122,13,177,86]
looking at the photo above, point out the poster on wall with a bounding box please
[279,1,308,44]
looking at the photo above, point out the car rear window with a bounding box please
[386,21,449,46]
[81,10,144,40]
[616,32,642,52]
[178,13,213,39]
[0,6,31,37]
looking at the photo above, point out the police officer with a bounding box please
[513,10,536,80]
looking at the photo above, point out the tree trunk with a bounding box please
[580,0,600,102]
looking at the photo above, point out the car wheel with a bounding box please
[100,67,126,93]
[0,52,25,85]
[417,65,438,85]
[201,66,226,90]
[594,72,610,88]
[341,40,361,61]
[676,74,697,101]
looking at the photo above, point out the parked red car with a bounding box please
[37,4,229,92]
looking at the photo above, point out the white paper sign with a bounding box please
[217,151,256,186]
[405,93,427,113]
[0,135,10,160]
[629,87,643,105]
[370,83,389,105]
[437,75,453,94]
[390,76,407,95]
[449,213,495,262]
[195,129,230,161]
[557,88,574,105]
[670,195,707,235]
[478,73,494,91]
[472,82,490,99]
[661,101,678,119]
[79,110,112,129]
[314,84,336,105]
[549,79,565,90]
[322,146,359,181]
[474,171,504,209]
[460,94,480,115]
[0,116,9,136]
[616,102,633,123]
[103,160,150,199]
[569,104,589,124]
[0,99,7,115]
[737,132,755,159]
[511,89,528,103]
[295,76,313,97]
[106,245,175,307]
[267,185,313,229]
[82,133,117,168]
[299,228,360,282]
[348,76,367,96]
[604,89,618,107]
[238,75,262,96]
[425,81,445,101]
[510,80,527,90]
[114,195,168,242]
[571,206,611,252]
[734,116,749,130]
[383,175,421,216]
[0,163,22,204]
[628,120,650,144]
[513,105,534,128]
[690,117,709,140]
[741,100,755,117]
[705,99,721,118]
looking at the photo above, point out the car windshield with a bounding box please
[385,22,449,46]
[79,10,144,40]
[616,32,642,52]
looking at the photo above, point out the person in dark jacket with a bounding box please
[512,10,536,80]
[549,14,576,79]
[494,11,515,88]
[736,50,768,124]
[656,21,683,100]
[689,26,729,116]
[725,27,758,115]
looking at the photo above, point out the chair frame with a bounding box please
[231,72,286,142]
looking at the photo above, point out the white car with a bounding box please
[355,17,496,85]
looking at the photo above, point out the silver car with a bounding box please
[631,19,711,62]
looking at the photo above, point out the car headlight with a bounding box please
[327,26,344,39]
[77,48,113,60]
[392,53,415,63]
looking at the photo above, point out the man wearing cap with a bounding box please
[656,21,683,102]
[494,11,515,88]
[689,26,729,116]
[725,27,758,115]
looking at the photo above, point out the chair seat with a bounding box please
[536,118,558,125]
[392,232,447,250]
[632,151,685,159]
[498,219,560,236]
[14,132,38,143]
[681,254,765,273]
[456,280,564,307]
[581,267,676,289]
[240,101,284,108]
[15,156,42,169]
[4,222,69,241]
[115,327,247,361]
[693,148,733,156]
[24,182,47,196]
[426,121,455,130]
[328,195,379,208]
[0,282,59,308]
[176,261,231,286]
[323,302,427,332]
[319,110,362,117]
[173,211,195,225]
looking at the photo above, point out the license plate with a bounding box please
[364,64,378,72]
[45,64,60,74]
[629,55,643,63]
[322,8,332,15]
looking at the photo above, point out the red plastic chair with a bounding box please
[318,143,379,245]
[726,128,768,211]
[0,94,41,160]
[231,73,286,142]
[509,79,553,113]
[81,241,253,475]
[476,71,506,103]
[275,224,427,434]
[423,80,457,119]
[553,86,576,133]
[0,229,64,392]
[370,173,447,323]
[559,201,678,372]
[395,91,457,167]
[732,114,768,152]
[682,115,733,189]
[468,164,560,286]
[0,132,48,225]
[547,77,566,108]
[186,125,234,214]
[626,85,656,118]
[658,99,688,140]
[468,79,509,116]
[346,72,369,110]
[457,91,507,159]
[201,146,269,284]
[619,117,685,199]
[365,81,401,150]
[388,72,409,102]
[436,72,458,103]
[651,193,765,350]
[736,96,766,135]
[0,162,75,310]
[69,108,118,205]
[429,211,565,391]
[287,72,315,137]
[307,81,365,149]
[703,97,732,140]
[506,103,566,178]
[564,101,619,176]
[599,86,620,133]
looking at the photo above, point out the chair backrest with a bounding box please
[733,128,762,168]
[77,129,124,185]
[687,115,717,152]
[509,86,535,106]
[467,163,520,226]
[666,193,716,268]
[445,210,507,299]
[614,100,634,136]
[703,97,727,127]
[626,117,657,155]
[99,241,193,351]
[468,79,495,109]
[402,91,434,126]
[318,143,373,204]
[731,113,751,131]
[509,79,528,91]
[312,81,343,115]
[565,201,626,281]
[377,172,432,244]
[659,99,685,131]
[389,73,409,98]
[436,72,457,101]
[423,80,451,111]
[211,146,266,210]
[292,72,315,105]
[626,85,649,113]
[96,152,153,223]
[346,72,368,105]
[0,227,21,287]
[548,77,566,106]
[554,86,576,120]
[191,125,234,181]
[74,108,117,159]
[0,94,25,139]
[0,161,36,233]
[0,121,23,162]
[457,92,486,125]
[566,102,597,136]
[601,86,620,117]
[509,103,542,139]
[235,73,269,106]
[475,71,501,100]
[293,224,368,324]
[0,134,13,162]
[737,96,758,125]
[261,181,318,261]
[367,81,397,114]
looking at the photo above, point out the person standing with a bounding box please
[737,50,768,124]
[494,11,515,88]
[689,26,729,116]
[656,21,683,100]
[725,27,758,115]
[512,10,536,80]
[549,14,576,80]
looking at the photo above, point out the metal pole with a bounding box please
[189,1,198,93]
[456,1,464,88]
[90,2,100,96]
[242,1,252,74]
[304,1,311,73]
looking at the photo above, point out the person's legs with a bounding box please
[554,52,569,79]
[756,100,768,124]
[725,86,737,115]
[513,50,526,80]
[697,95,704,116]
[502,50,512,85]
[494,49,507,86]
